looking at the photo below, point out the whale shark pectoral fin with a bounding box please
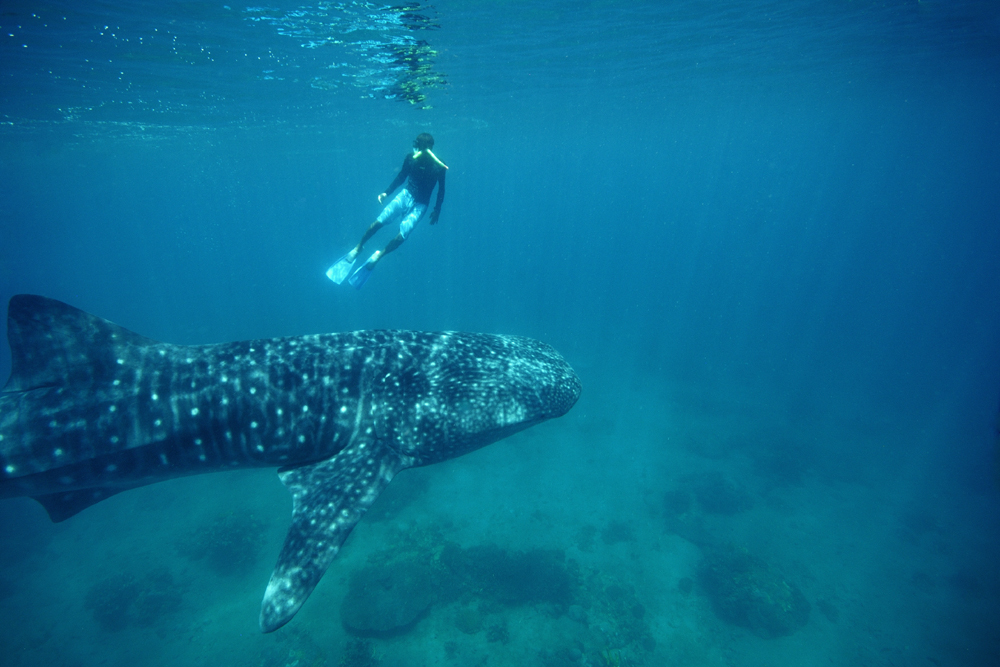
[259,440,412,633]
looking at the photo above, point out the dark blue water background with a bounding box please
[1,1,999,665]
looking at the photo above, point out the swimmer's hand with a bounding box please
[378,192,388,204]
[429,208,441,225]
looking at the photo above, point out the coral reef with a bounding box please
[815,598,839,622]
[84,566,182,632]
[662,473,753,548]
[340,540,581,637]
[746,434,812,487]
[176,511,267,576]
[454,605,483,634]
[85,573,140,632]
[485,621,510,644]
[442,543,578,607]
[592,581,656,653]
[339,639,378,667]
[540,645,588,667]
[663,489,693,517]
[600,649,622,666]
[340,557,438,636]
[686,472,753,516]
[601,521,635,545]
[697,545,810,638]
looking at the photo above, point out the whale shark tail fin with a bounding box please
[259,442,413,632]
[4,294,158,393]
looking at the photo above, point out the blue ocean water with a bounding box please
[1,1,999,665]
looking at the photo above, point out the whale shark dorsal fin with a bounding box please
[259,440,414,632]
[4,294,159,392]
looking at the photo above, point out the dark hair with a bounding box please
[414,133,434,150]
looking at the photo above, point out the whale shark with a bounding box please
[0,295,581,631]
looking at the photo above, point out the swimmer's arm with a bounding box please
[379,155,411,204]
[429,169,446,223]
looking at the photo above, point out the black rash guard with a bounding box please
[384,152,446,210]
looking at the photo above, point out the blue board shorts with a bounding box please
[376,189,426,240]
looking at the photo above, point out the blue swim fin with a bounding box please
[348,252,380,290]
[325,250,357,284]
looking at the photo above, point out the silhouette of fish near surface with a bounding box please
[0,295,581,631]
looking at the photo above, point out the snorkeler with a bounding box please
[326,132,447,289]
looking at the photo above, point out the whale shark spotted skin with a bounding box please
[0,295,581,632]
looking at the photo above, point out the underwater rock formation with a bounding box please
[340,557,438,636]
[662,472,754,549]
[687,471,754,516]
[340,542,580,636]
[697,545,810,638]
[176,512,267,577]
[601,520,636,545]
[453,605,483,634]
[441,543,577,607]
[339,638,379,667]
[84,566,182,632]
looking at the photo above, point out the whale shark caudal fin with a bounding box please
[259,440,414,632]
[4,294,158,393]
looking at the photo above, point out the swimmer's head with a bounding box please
[413,133,434,151]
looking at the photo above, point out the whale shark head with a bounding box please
[370,332,581,466]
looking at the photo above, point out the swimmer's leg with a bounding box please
[349,233,403,289]
[373,233,405,264]
[371,203,421,264]
[353,220,383,257]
